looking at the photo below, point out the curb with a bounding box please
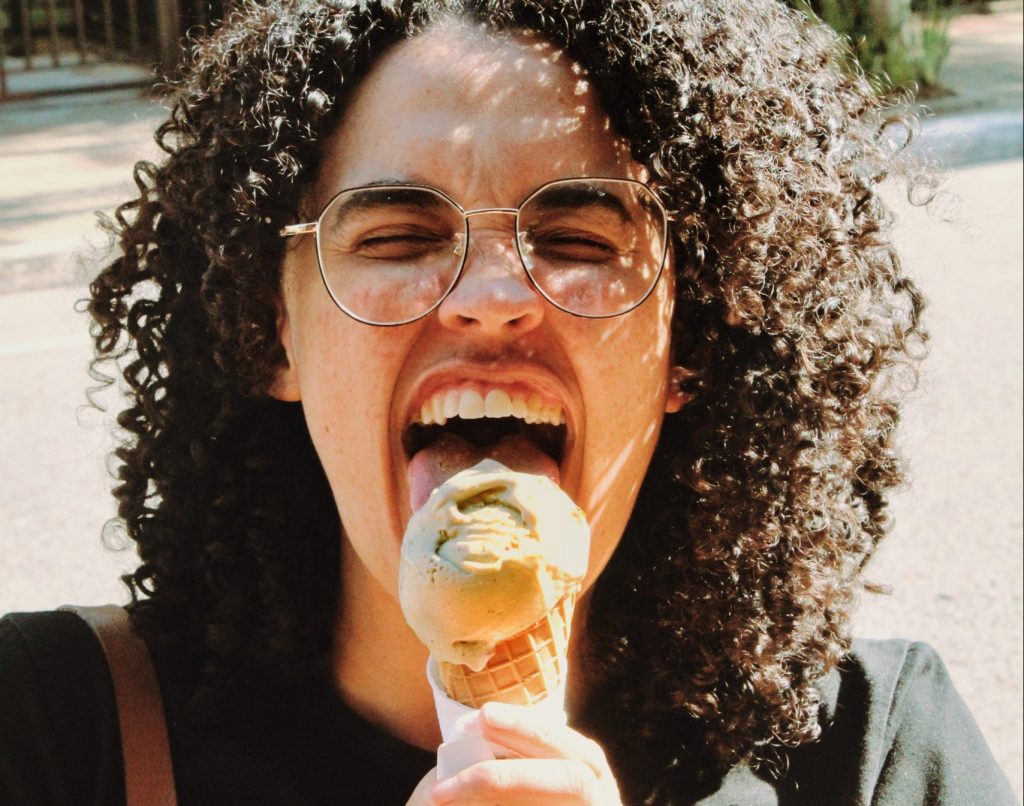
[917,110,1024,168]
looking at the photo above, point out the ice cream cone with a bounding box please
[437,592,576,708]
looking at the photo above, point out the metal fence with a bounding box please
[0,0,221,100]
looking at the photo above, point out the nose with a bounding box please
[436,218,545,337]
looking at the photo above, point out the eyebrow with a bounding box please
[326,183,448,219]
[528,183,631,222]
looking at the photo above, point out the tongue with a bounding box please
[407,432,561,511]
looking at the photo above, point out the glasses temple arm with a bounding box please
[279,222,317,238]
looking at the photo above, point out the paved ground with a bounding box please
[926,0,1023,116]
[856,159,1023,796]
[0,88,167,293]
[1,53,152,100]
[1,4,1021,798]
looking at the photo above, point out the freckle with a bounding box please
[325,424,331,434]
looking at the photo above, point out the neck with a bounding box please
[331,540,441,751]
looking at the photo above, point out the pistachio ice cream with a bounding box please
[399,459,590,672]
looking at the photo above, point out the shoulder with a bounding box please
[0,611,124,806]
[831,638,955,727]
[3,609,105,666]
[841,638,993,749]
[848,636,948,687]
[795,638,1017,806]
[1,610,115,708]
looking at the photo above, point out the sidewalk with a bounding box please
[1,54,153,100]
[0,88,167,294]
[917,0,1024,166]
[927,0,1023,116]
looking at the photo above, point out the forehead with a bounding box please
[311,23,643,207]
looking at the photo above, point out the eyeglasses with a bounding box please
[280,177,670,326]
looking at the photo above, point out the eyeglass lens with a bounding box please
[313,179,667,325]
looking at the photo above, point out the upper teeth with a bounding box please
[416,388,565,427]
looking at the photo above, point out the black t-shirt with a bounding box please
[0,611,1016,805]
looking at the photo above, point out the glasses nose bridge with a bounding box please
[452,206,524,264]
[462,206,519,219]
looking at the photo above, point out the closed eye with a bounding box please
[343,228,454,261]
[529,230,620,262]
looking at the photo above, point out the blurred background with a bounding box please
[1,0,1021,798]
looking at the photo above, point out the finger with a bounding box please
[477,702,610,773]
[430,758,619,805]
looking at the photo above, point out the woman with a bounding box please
[0,0,1014,803]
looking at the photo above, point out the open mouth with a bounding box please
[402,387,570,509]
[404,416,566,465]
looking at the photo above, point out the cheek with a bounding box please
[295,317,404,452]
[577,281,675,584]
[284,267,404,472]
[292,316,413,593]
[586,281,674,446]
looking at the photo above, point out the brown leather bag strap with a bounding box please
[61,605,178,806]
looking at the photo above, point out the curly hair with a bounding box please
[88,0,925,796]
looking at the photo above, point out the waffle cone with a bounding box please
[437,593,576,708]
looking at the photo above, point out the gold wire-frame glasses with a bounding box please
[280,177,670,326]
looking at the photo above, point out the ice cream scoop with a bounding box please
[399,459,590,672]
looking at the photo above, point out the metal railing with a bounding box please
[1,0,220,101]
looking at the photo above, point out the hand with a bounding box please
[407,702,623,805]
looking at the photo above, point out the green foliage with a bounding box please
[788,0,955,95]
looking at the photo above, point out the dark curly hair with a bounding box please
[88,0,925,797]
